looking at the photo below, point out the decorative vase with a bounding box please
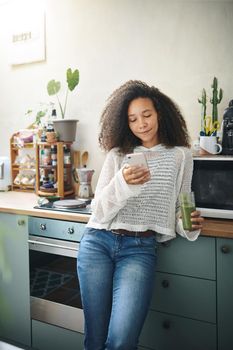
[53,119,79,142]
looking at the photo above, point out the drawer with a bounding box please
[156,236,216,279]
[151,272,216,323]
[139,310,217,350]
[32,320,84,350]
[28,217,86,242]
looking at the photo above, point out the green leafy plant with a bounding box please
[47,68,80,119]
[25,102,54,127]
[25,109,47,126]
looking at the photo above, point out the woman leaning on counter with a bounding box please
[77,80,204,350]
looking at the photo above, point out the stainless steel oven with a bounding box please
[28,216,87,333]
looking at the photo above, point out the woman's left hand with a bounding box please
[190,210,204,230]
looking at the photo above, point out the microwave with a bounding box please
[191,155,233,219]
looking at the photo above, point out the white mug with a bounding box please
[192,139,200,153]
[199,136,222,155]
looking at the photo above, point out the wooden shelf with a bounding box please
[36,141,74,198]
[10,135,36,193]
[12,184,35,191]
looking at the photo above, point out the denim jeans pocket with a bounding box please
[80,227,97,245]
[137,235,157,247]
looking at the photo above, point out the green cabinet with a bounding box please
[1,211,232,350]
[0,212,31,346]
[152,272,216,323]
[32,320,83,350]
[139,236,217,350]
[217,238,233,350]
[140,310,216,350]
[155,235,216,279]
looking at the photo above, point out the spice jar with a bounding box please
[51,145,57,166]
[43,148,51,166]
[63,145,71,165]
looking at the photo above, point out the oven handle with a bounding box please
[28,236,79,258]
[28,239,78,251]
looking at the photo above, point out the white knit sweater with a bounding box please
[87,144,200,242]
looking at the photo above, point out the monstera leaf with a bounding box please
[66,68,79,92]
[47,80,61,96]
[46,68,80,118]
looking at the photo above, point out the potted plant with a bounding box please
[198,77,223,155]
[198,77,223,137]
[47,68,80,142]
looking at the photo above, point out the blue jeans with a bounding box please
[77,228,157,350]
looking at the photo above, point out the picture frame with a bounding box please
[9,7,45,65]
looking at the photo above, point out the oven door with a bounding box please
[28,235,84,333]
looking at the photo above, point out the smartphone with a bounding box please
[126,152,148,168]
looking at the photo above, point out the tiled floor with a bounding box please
[0,341,23,350]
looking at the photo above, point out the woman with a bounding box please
[77,80,204,350]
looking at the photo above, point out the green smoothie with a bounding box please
[181,203,196,230]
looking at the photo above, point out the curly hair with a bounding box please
[99,80,191,154]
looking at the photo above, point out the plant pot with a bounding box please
[53,119,79,142]
[199,136,222,155]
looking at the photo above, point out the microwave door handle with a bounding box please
[0,161,3,179]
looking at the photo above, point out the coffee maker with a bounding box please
[221,100,233,155]
[72,167,95,200]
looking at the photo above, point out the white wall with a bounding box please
[0,0,233,187]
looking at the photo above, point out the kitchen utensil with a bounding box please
[81,151,88,167]
[203,116,220,136]
[53,199,87,209]
[73,167,94,199]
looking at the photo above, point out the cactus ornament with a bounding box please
[210,77,223,126]
[198,88,207,132]
[198,77,223,136]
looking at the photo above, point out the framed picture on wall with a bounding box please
[8,7,45,65]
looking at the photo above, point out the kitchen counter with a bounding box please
[0,191,89,223]
[0,191,233,238]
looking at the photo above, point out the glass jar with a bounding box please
[51,145,57,166]
[63,145,71,165]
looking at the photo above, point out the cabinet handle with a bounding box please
[162,320,171,329]
[162,279,169,288]
[221,245,230,254]
[68,227,74,234]
[17,219,25,226]
[40,223,46,231]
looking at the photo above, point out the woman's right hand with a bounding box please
[123,165,151,185]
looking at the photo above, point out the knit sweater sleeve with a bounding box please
[175,148,201,241]
[90,149,141,224]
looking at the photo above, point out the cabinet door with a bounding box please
[140,310,216,350]
[32,319,83,350]
[156,236,216,279]
[151,272,216,323]
[0,213,31,346]
[217,238,233,350]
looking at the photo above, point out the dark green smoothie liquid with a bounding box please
[181,204,196,230]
